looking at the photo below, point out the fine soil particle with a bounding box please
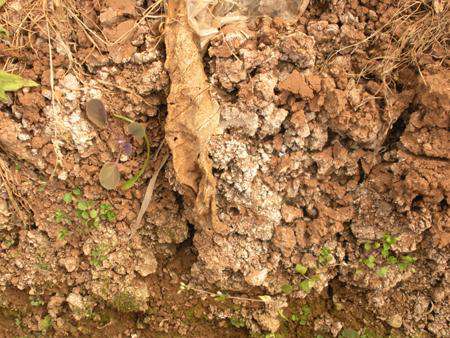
[0,0,448,337]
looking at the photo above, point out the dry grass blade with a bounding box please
[132,153,170,234]
[0,157,30,224]
[328,0,449,85]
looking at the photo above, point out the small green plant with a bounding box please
[38,315,52,333]
[112,291,139,313]
[54,210,65,223]
[362,255,376,269]
[281,283,293,295]
[291,304,311,325]
[318,247,333,265]
[299,276,319,294]
[381,234,397,258]
[89,110,151,191]
[58,227,69,240]
[100,203,116,222]
[30,298,45,307]
[377,266,389,278]
[56,188,116,231]
[360,234,416,275]
[230,317,246,328]
[398,255,416,271]
[295,263,308,275]
[90,244,108,267]
[63,192,72,203]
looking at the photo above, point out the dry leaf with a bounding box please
[99,162,121,190]
[165,0,228,234]
[86,99,107,128]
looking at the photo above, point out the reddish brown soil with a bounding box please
[0,0,448,337]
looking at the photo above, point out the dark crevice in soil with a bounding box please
[357,159,366,184]
[176,222,196,255]
[382,104,415,151]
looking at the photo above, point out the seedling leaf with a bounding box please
[295,263,308,275]
[128,122,146,140]
[63,193,72,203]
[99,162,121,190]
[377,266,389,278]
[0,0,5,7]
[0,70,38,103]
[299,278,317,293]
[281,284,293,295]
[86,98,107,128]
[76,200,89,211]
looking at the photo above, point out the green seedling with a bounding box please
[54,210,65,223]
[76,200,89,211]
[318,247,332,266]
[30,298,45,307]
[362,255,376,269]
[387,255,398,265]
[299,276,319,293]
[0,26,7,38]
[63,192,72,203]
[72,187,82,196]
[398,255,416,271]
[364,242,372,252]
[295,263,308,275]
[377,266,389,278]
[39,315,52,332]
[85,103,151,190]
[291,304,311,325]
[381,234,397,258]
[281,284,293,295]
[100,203,116,221]
[230,317,246,328]
[90,244,108,267]
[37,262,49,270]
[58,227,69,240]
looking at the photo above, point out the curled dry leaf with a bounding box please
[99,162,121,190]
[86,98,107,128]
[127,122,146,140]
[165,0,225,234]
